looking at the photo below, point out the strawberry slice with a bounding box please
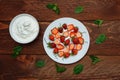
[53,48,58,54]
[64,52,70,58]
[49,34,54,41]
[58,51,64,57]
[54,39,60,44]
[70,32,75,37]
[57,44,64,50]
[51,27,58,35]
[74,27,78,33]
[67,24,74,31]
[76,44,82,50]
[63,31,69,37]
[72,37,79,44]
[72,49,78,55]
[78,37,84,44]
[60,36,65,43]
[64,39,70,45]
[69,43,75,50]
[76,32,82,37]
[58,27,63,33]
[47,42,56,48]
[62,23,67,29]
[55,33,60,39]
[64,47,69,53]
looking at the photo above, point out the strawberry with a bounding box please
[69,43,75,50]
[53,48,58,54]
[76,44,82,50]
[67,24,74,31]
[47,42,56,48]
[78,37,84,44]
[64,52,70,58]
[74,27,78,33]
[63,31,69,37]
[55,33,60,39]
[51,27,58,35]
[76,32,82,37]
[58,51,64,57]
[58,27,63,33]
[64,39,70,45]
[62,23,67,29]
[57,44,64,50]
[72,49,78,55]
[64,47,69,53]
[72,37,79,44]
[49,34,54,41]
[60,36,65,43]
[70,32,75,37]
[54,39,60,44]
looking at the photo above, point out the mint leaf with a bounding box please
[75,6,84,13]
[11,46,23,58]
[94,20,103,26]
[46,3,60,14]
[89,55,101,64]
[56,64,66,73]
[96,34,106,44]
[73,64,84,74]
[36,60,45,68]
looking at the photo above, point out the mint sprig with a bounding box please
[75,6,84,13]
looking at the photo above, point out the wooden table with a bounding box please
[0,0,120,80]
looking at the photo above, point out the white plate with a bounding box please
[43,17,90,64]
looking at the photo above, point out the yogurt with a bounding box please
[9,14,39,44]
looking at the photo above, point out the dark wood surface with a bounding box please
[0,0,120,80]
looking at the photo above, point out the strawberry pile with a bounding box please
[48,23,84,58]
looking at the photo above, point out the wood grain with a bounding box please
[0,55,120,80]
[0,21,120,55]
[0,0,120,21]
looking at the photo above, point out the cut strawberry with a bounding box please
[62,23,67,29]
[60,36,65,43]
[67,24,74,31]
[72,49,78,55]
[53,48,58,54]
[47,42,56,48]
[55,33,60,39]
[72,37,79,44]
[49,34,54,41]
[51,27,58,35]
[58,51,64,57]
[76,32,82,37]
[54,39,60,44]
[74,27,78,33]
[70,32,75,37]
[69,43,75,50]
[64,52,70,58]
[57,44,64,50]
[76,44,82,50]
[63,31,69,37]
[64,39,70,45]
[58,27,63,33]
[78,37,84,44]
[64,47,69,53]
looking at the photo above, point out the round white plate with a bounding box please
[43,17,90,64]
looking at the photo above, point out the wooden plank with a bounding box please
[0,21,120,55]
[0,55,120,80]
[0,0,120,21]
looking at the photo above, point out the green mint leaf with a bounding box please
[73,64,84,74]
[11,46,23,58]
[46,3,60,14]
[94,20,103,26]
[96,34,106,44]
[89,55,101,64]
[36,60,45,68]
[75,6,84,13]
[56,64,66,73]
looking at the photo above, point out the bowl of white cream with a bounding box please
[9,13,39,44]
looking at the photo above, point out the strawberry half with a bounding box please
[47,42,56,48]
[64,52,70,58]
[58,51,64,57]
[74,27,78,33]
[69,43,75,50]
[67,24,74,31]
[62,23,67,29]
[72,49,78,55]
[70,32,75,38]
[64,39,70,45]
[76,44,82,50]
[49,34,54,41]
[78,37,84,44]
[60,36,65,43]
[57,44,64,50]
[51,27,58,35]
[53,48,58,54]
[72,37,79,44]
[58,27,63,33]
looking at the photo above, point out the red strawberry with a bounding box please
[67,24,74,31]
[78,37,84,44]
[60,36,65,43]
[48,43,56,48]
[53,48,58,54]
[70,32,75,37]
[49,34,54,41]
[51,27,58,35]
[76,44,82,50]
[74,27,78,33]
[57,44,64,50]
[72,37,79,44]
[58,27,63,33]
[64,52,70,58]
[72,49,78,55]
[62,23,67,29]
[64,39,70,45]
